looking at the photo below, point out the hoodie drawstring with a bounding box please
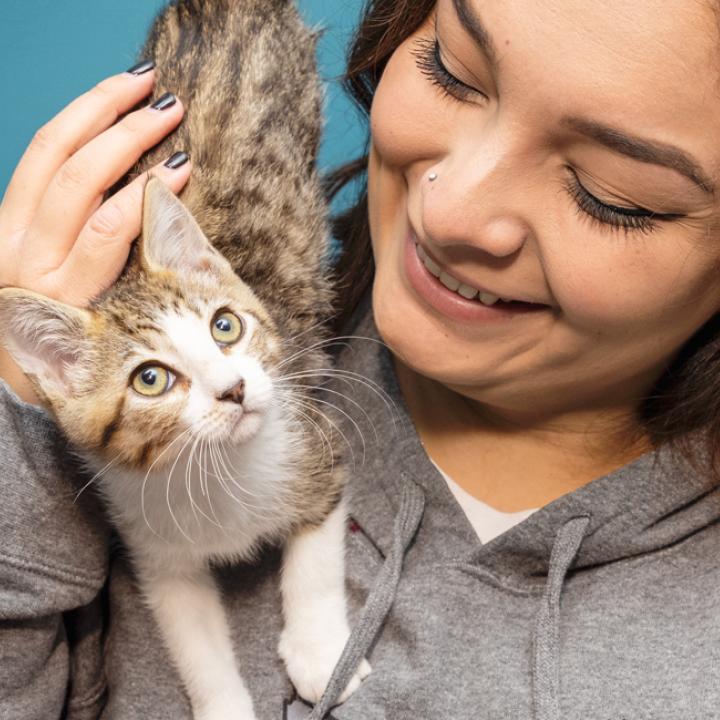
[308,490,588,720]
[308,479,426,720]
[532,515,591,720]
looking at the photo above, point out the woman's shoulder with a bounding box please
[0,378,109,611]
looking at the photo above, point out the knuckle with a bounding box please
[55,158,89,192]
[120,110,143,134]
[28,124,55,155]
[117,116,149,156]
[90,78,115,101]
[87,203,125,241]
[125,180,145,207]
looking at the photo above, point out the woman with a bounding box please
[1,0,719,718]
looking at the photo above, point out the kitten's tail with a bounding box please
[133,0,326,253]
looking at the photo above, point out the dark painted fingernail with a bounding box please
[150,92,177,111]
[164,151,190,169]
[126,59,155,76]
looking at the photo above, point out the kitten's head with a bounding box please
[0,179,285,470]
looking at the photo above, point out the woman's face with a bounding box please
[368,0,720,425]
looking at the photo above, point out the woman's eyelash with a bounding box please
[413,38,680,236]
[412,37,481,102]
[563,170,683,235]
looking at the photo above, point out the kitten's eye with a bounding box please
[131,365,174,397]
[211,311,244,346]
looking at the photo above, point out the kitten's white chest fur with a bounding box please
[89,402,300,565]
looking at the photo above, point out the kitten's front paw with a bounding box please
[194,692,257,720]
[336,656,372,705]
[278,625,371,705]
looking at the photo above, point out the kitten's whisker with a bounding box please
[283,331,388,357]
[209,441,267,519]
[275,391,352,468]
[207,441,241,505]
[194,438,207,499]
[140,427,195,541]
[287,403,334,469]
[212,440,240,484]
[324,334,391,350]
[200,438,225,533]
[275,333,391,371]
[277,380,380,445]
[283,390,366,466]
[282,364,395,401]
[186,435,223,528]
[167,428,199,532]
[74,452,122,502]
[208,441,245,508]
[165,433,198,544]
[166,430,197,492]
[283,317,333,346]
[214,442,267,504]
[277,403,334,475]
[276,342,351,371]
[184,441,201,528]
[275,395,335,472]
[280,367,399,429]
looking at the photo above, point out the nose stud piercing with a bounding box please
[428,172,438,182]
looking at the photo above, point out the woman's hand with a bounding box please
[0,62,192,403]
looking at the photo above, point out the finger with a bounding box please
[31,93,185,269]
[51,153,192,306]
[1,66,156,233]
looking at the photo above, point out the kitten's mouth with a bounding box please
[230,410,262,444]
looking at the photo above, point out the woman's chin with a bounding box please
[372,274,511,396]
[373,274,458,373]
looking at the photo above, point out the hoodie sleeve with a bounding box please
[0,380,110,719]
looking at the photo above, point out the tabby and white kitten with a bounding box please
[0,1,369,718]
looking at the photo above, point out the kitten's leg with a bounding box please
[279,499,372,705]
[141,561,257,720]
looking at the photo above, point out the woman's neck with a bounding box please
[394,359,653,512]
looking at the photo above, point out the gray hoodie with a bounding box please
[1,302,720,720]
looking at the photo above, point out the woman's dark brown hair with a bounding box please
[329,0,720,479]
[328,0,436,332]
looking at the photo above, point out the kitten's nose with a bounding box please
[218,379,245,405]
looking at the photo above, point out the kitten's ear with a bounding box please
[140,177,233,278]
[0,288,92,395]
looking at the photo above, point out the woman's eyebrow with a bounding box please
[562,117,714,195]
[451,0,714,196]
[452,0,499,70]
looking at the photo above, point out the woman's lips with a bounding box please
[402,231,549,324]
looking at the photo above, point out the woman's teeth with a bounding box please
[416,244,507,306]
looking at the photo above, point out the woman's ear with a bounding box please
[0,288,93,396]
[139,177,234,279]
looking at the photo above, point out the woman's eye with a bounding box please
[413,36,485,103]
[131,365,174,397]
[211,311,244,345]
[564,169,683,236]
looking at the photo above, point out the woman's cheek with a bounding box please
[370,36,451,169]
[546,244,680,333]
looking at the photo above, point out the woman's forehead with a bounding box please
[453,0,717,63]
[442,0,720,172]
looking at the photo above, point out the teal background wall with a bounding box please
[0,0,367,200]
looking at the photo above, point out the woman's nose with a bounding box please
[421,157,533,258]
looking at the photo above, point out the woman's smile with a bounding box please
[403,227,551,325]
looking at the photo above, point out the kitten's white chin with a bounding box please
[229,411,263,444]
